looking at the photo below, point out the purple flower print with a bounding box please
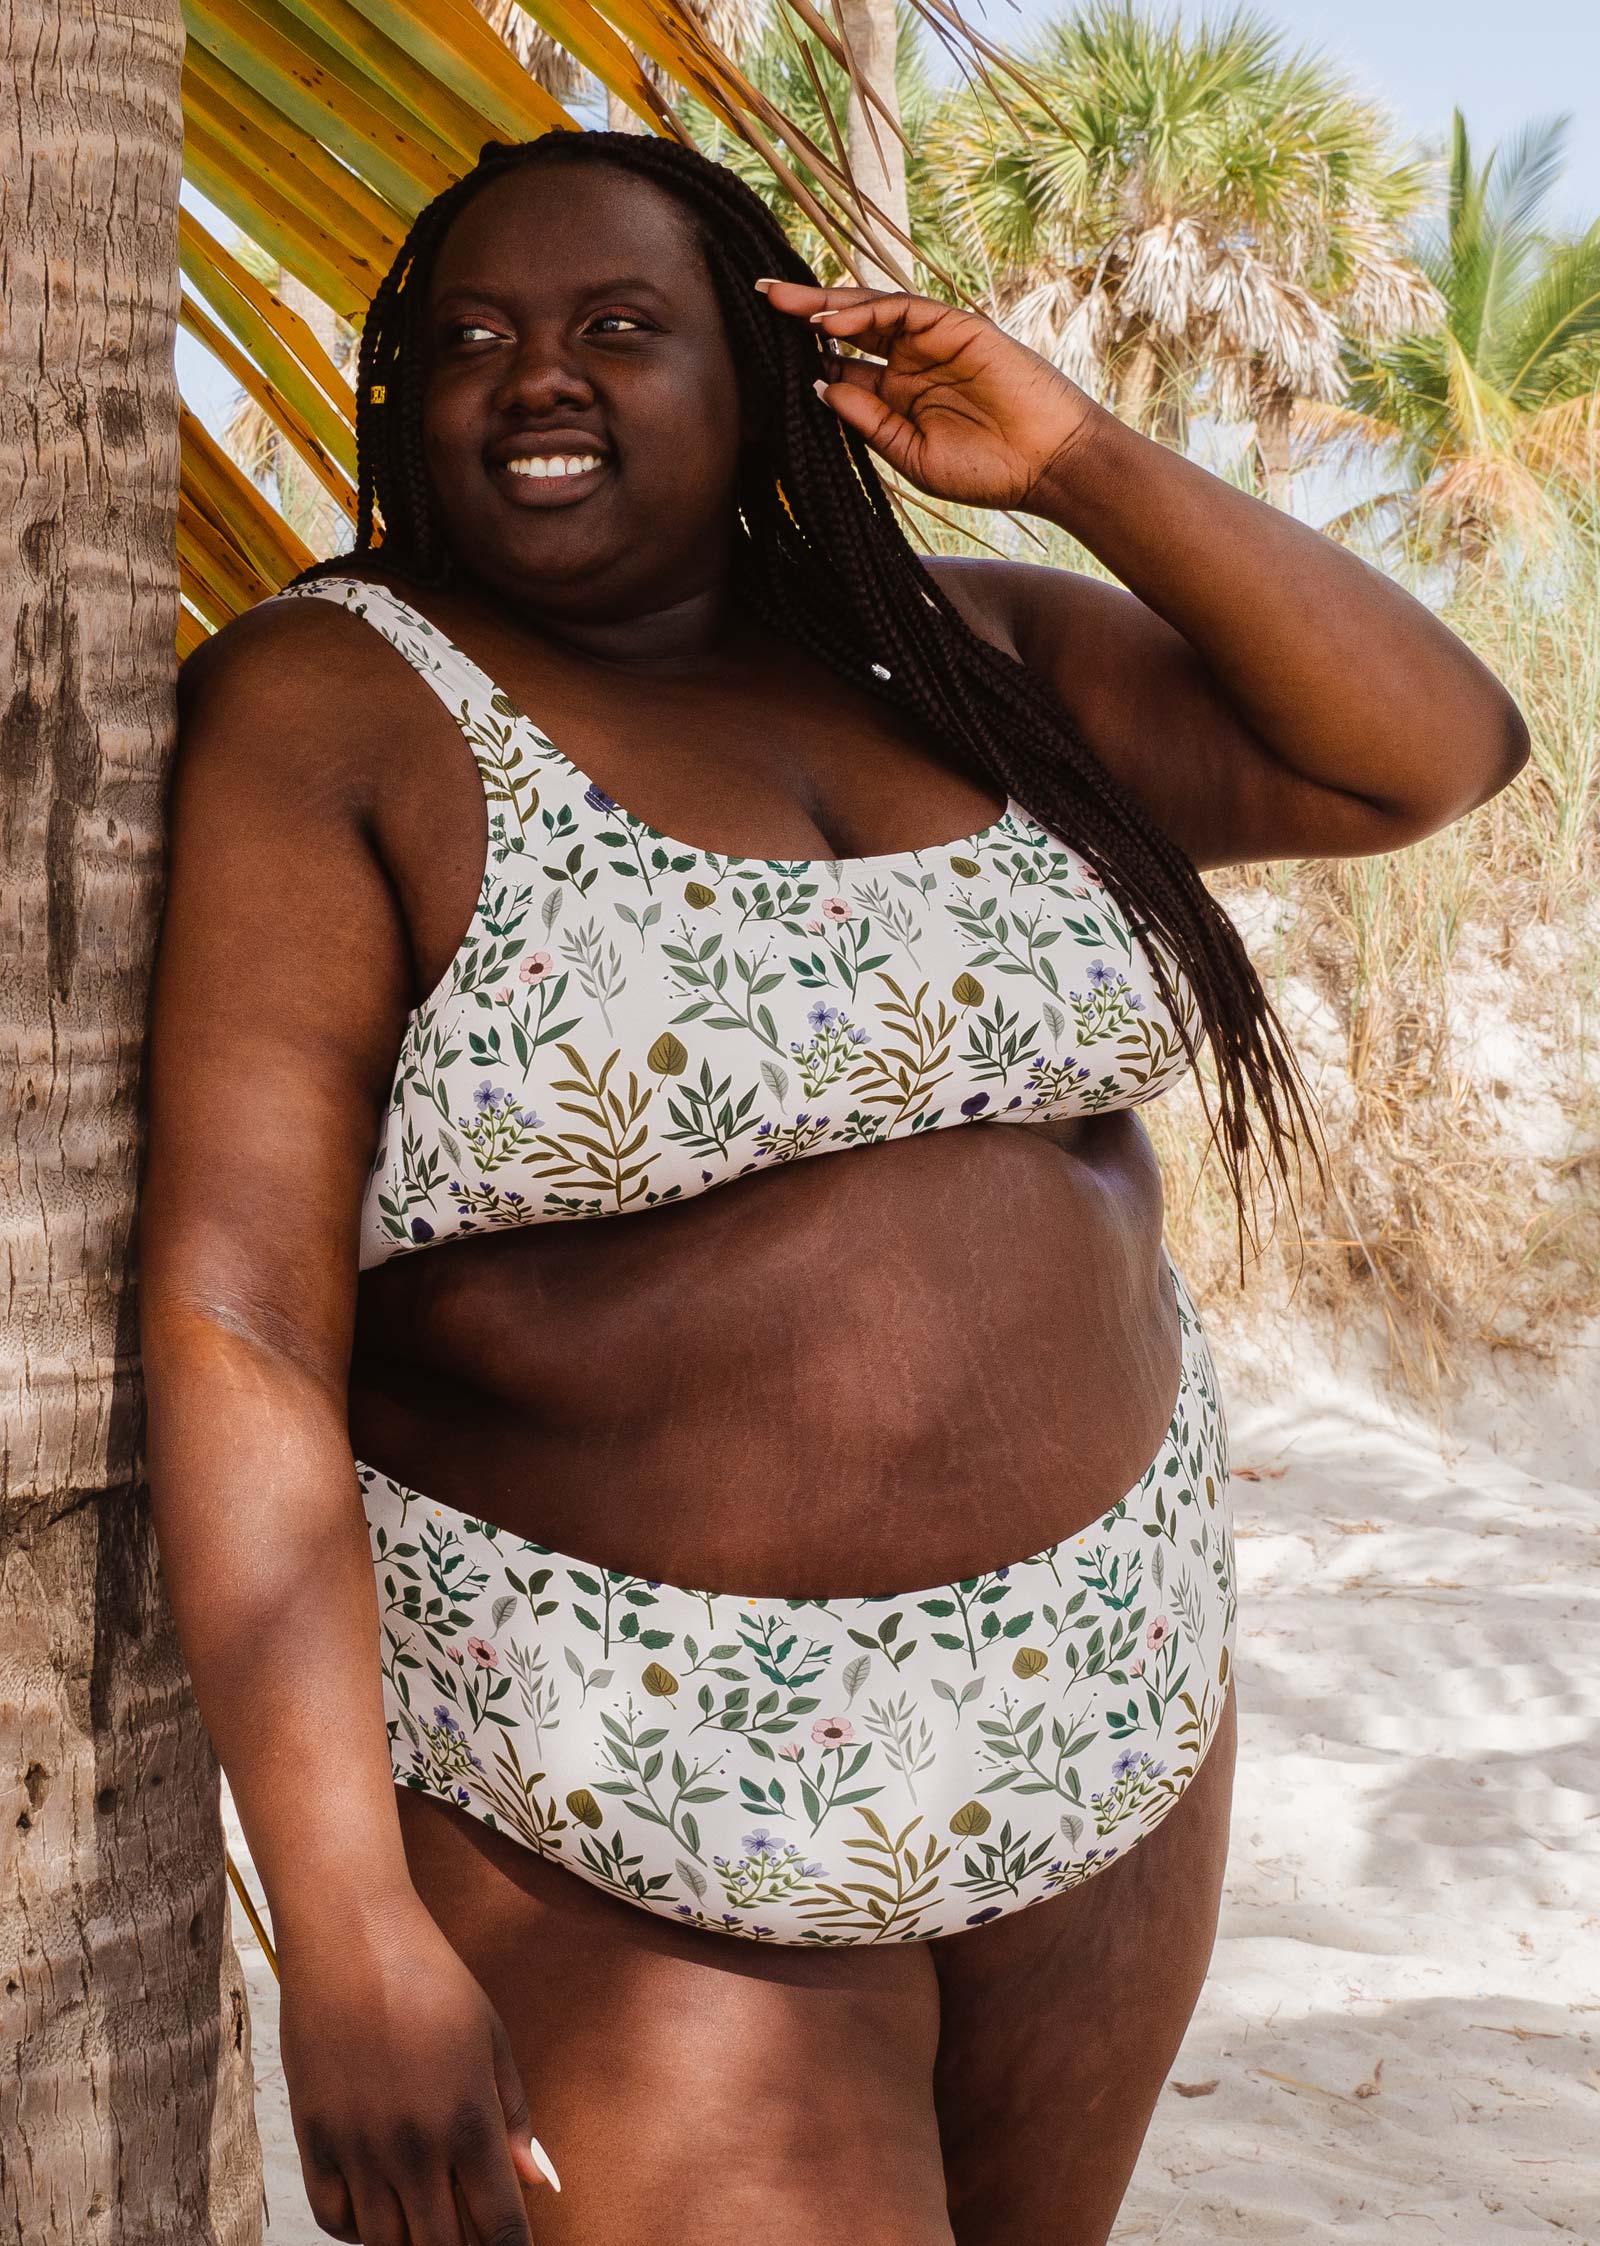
[410,1217,434,1243]
[1087,960,1114,989]
[961,1092,989,1118]
[742,1831,782,1858]
[584,782,617,813]
[807,1000,840,1031]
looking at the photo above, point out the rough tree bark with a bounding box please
[0,0,263,2237]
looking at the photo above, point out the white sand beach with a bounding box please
[225,1320,1600,2243]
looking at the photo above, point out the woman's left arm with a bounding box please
[761,278,1530,870]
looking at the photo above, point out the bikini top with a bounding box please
[270,574,1204,1270]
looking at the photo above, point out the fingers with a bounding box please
[813,370,917,464]
[488,2009,560,2198]
[755,276,936,349]
[449,2090,540,2246]
[344,2173,409,2246]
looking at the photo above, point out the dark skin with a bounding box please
[140,164,1527,2246]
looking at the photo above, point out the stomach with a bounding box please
[346,1111,1184,1598]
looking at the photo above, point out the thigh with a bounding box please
[930,1677,1238,2246]
[397,1788,957,2246]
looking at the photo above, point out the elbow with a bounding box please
[1378,690,1532,847]
[1479,693,1532,806]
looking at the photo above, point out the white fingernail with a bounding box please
[528,2135,561,2192]
[814,378,829,399]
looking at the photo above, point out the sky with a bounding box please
[177,0,1599,453]
[973,0,1600,227]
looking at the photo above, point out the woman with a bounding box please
[140,132,1525,2246]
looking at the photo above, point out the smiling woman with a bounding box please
[138,130,1526,2246]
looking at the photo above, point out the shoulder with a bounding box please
[921,552,1145,678]
[174,579,407,823]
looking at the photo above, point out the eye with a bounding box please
[585,310,655,335]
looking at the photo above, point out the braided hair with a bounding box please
[284,128,1325,1261]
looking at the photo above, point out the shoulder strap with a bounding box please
[268,575,544,845]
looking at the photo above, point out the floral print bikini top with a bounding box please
[273,575,1204,1270]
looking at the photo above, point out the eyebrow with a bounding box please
[431,275,675,311]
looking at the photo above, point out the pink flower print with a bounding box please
[1128,1656,1145,1677]
[495,985,515,1005]
[446,1645,465,1665]
[804,917,825,935]
[1145,1617,1170,1651]
[821,897,852,922]
[467,1636,500,1668]
[779,1743,805,1761]
[811,1716,854,1747]
[518,951,554,984]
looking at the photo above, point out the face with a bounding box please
[419,161,749,622]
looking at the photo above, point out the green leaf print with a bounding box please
[951,1819,1057,1903]
[662,1059,761,1160]
[975,1692,1098,1802]
[963,994,1042,1083]
[593,1702,727,1860]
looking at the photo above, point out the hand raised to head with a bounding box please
[755,277,1102,513]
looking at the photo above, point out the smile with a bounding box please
[487,444,610,509]
[505,453,604,480]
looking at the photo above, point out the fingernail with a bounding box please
[753,277,778,292]
[813,378,829,399]
[809,310,831,324]
[528,2135,561,2192]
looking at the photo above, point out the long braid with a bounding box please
[285,130,1326,1260]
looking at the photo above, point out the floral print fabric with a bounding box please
[356,1253,1234,1945]
[270,576,1205,1270]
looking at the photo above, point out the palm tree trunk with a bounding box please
[1255,385,1297,510]
[837,0,909,287]
[607,85,648,132]
[0,0,262,2236]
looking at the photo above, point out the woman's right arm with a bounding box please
[140,605,551,2246]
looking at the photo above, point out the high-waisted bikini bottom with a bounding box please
[355,1251,1235,1946]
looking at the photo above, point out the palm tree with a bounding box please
[0,0,261,2235]
[686,3,947,283]
[1315,112,1600,556]
[932,2,1439,500]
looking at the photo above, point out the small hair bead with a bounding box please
[368,383,387,404]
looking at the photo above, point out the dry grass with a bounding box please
[1152,512,1600,1397]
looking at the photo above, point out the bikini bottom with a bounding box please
[355,1250,1235,1946]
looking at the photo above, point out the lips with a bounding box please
[486,431,611,509]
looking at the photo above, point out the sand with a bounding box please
[223,1319,1600,2242]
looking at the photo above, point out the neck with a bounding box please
[514,581,736,672]
[460,529,742,674]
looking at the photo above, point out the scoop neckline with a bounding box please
[314,572,1026,876]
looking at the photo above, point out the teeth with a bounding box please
[505,453,603,480]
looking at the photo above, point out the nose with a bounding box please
[491,328,595,417]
